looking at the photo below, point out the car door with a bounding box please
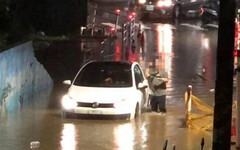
[193,0,206,12]
[180,0,203,15]
[133,64,148,106]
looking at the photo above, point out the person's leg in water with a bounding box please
[146,94,153,108]
[150,96,158,112]
[158,95,166,113]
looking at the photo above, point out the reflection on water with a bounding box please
[114,121,148,150]
[200,34,215,83]
[156,24,173,76]
[139,123,147,149]
[114,123,134,150]
[201,35,210,50]
[157,24,173,54]
[61,123,76,150]
[114,41,121,61]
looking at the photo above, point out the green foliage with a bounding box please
[0,0,10,51]
[0,33,8,51]
[0,0,87,50]
[0,0,10,31]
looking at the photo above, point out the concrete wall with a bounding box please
[0,41,53,114]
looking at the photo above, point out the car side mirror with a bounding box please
[138,82,148,89]
[63,80,71,85]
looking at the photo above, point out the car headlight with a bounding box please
[61,95,77,110]
[139,0,146,4]
[157,0,172,7]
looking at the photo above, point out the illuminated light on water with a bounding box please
[157,24,172,54]
[114,41,121,61]
[61,123,76,150]
[200,34,213,81]
[140,123,147,148]
[128,50,137,62]
[201,36,210,50]
[156,24,173,75]
[114,124,134,150]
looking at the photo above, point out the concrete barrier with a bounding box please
[0,41,53,114]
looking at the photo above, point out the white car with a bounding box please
[61,60,149,119]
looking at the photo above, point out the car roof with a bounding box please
[84,60,136,67]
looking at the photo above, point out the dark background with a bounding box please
[0,0,88,49]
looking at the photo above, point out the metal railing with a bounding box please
[161,137,205,150]
[80,3,136,64]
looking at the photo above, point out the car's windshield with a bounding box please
[73,61,133,87]
[203,0,219,11]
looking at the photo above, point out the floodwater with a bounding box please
[0,2,236,150]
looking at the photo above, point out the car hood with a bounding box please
[68,86,137,103]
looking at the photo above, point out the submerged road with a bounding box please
[1,1,237,150]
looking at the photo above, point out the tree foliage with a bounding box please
[0,0,87,50]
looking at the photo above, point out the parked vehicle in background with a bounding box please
[61,60,149,120]
[138,0,207,20]
[200,0,219,25]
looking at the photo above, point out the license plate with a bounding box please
[88,110,102,114]
[146,5,154,11]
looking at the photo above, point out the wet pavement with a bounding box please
[0,1,237,150]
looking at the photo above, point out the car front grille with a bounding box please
[77,102,114,108]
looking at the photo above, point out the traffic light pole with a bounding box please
[114,9,120,32]
[122,23,128,61]
[121,14,135,61]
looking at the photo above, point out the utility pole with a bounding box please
[212,0,236,150]
[114,9,120,32]
[236,9,240,150]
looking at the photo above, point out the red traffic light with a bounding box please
[131,12,136,17]
[127,14,133,21]
[127,12,135,21]
[234,50,238,57]
[109,27,115,33]
[115,9,121,15]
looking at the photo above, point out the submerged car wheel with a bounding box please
[201,13,212,25]
[134,103,141,118]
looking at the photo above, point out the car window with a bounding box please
[134,65,144,87]
[73,62,133,87]
[203,0,219,11]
